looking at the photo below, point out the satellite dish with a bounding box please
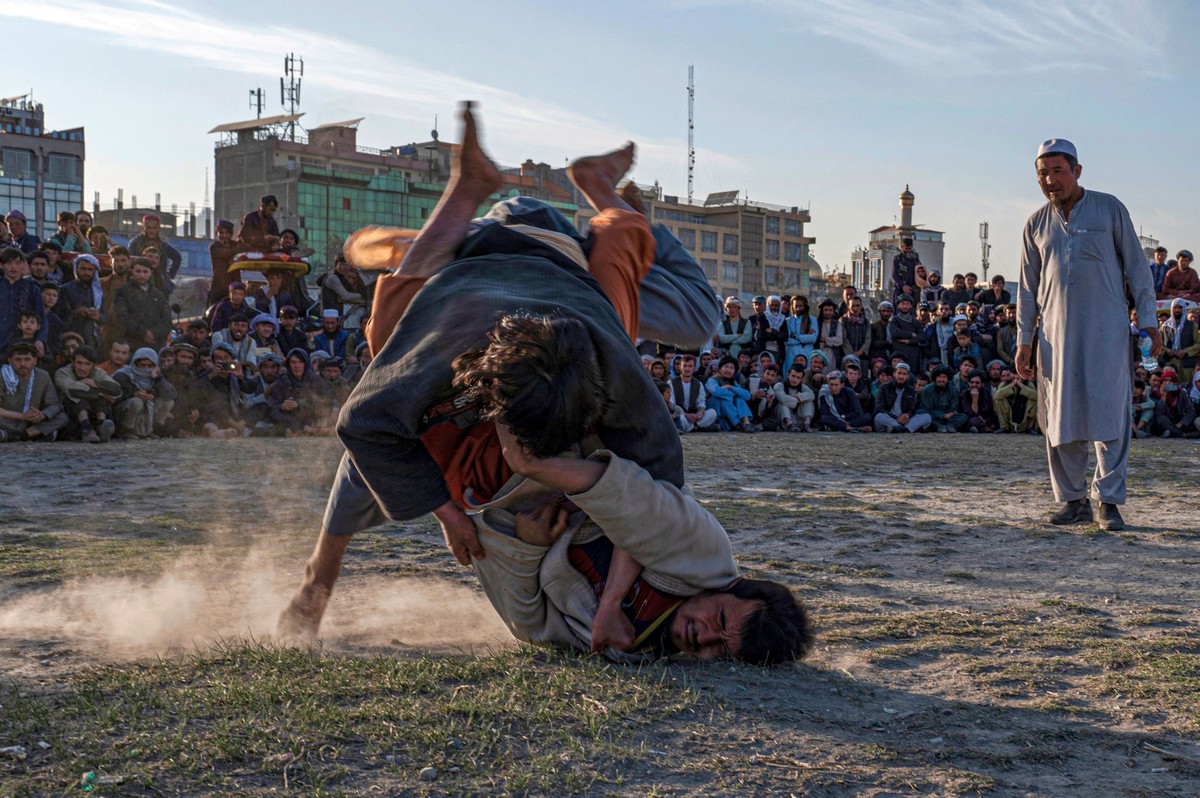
[431,129,439,141]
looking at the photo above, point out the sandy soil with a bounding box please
[1,433,1198,796]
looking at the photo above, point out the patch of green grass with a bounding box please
[0,641,700,796]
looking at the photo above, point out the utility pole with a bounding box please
[687,65,695,204]
[979,222,991,282]
[249,87,264,118]
[280,53,304,141]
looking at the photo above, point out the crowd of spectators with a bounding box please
[0,200,372,443]
[3,202,1199,445]
[652,279,1200,440]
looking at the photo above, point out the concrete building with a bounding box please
[212,115,581,272]
[577,185,820,301]
[850,185,945,297]
[0,94,85,240]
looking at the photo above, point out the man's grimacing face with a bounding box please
[668,592,759,661]
[1036,154,1081,207]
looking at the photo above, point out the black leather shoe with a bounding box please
[1097,503,1125,531]
[1050,499,1093,525]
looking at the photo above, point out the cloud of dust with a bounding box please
[0,544,511,661]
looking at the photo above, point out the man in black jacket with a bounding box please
[873,362,931,432]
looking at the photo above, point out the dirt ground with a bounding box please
[1,433,1198,796]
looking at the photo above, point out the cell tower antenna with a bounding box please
[687,65,695,204]
[249,87,264,118]
[979,221,991,281]
[204,167,210,208]
[281,53,304,141]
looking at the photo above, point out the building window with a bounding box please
[784,269,801,288]
[784,219,803,237]
[765,239,780,259]
[722,261,739,283]
[765,266,779,286]
[766,216,780,234]
[1,148,34,179]
[784,242,803,262]
[46,154,83,185]
[678,228,696,250]
[700,258,718,280]
[723,234,739,255]
[700,231,717,253]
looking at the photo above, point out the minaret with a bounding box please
[899,184,914,233]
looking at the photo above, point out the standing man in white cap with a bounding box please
[1015,138,1161,531]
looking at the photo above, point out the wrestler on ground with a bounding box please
[278,103,811,665]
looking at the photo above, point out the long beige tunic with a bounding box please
[1017,189,1157,446]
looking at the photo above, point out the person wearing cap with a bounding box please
[891,237,920,305]
[1159,297,1198,385]
[248,312,283,357]
[715,296,753,359]
[312,308,357,362]
[816,369,872,432]
[128,214,182,280]
[887,293,923,371]
[868,300,893,364]
[1150,380,1195,439]
[211,279,253,333]
[238,195,281,252]
[0,340,67,441]
[61,254,105,350]
[873,362,930,433]
[1161,250,1200,302]
[751,295,788,361]
[242,351,284,434]
[208,219,242,305]
[213,313,257,365]
[276,305,309,353]
[5,211,41,255]
[1017,138,1161,531]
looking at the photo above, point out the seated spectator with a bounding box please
[99,338,132,376]
[841,355,873,415]
[164,343,206,437]
[182,319,209,352]
[648,357,668,381]
[343,340,372,389]
[253,269,295,318]
[0,341,67,441]
[668,353,718,432]
[993,367,1039,434]
[312,309,357,362]
[985,359,1005,392]
[113,258,172,348]
[816,370,872,432]
[1,248,46,353]
[195,343,249,439]
[248,312,283,358]
[321,254,369,328]
[276,305,309,353]
[1131,379,1155,439]
[212,313,257,365]
[1159,297,1198,385]
[873,362,931,433]
[959,369,998,433]
[920,366,966,432]
[705,355,757,432]
[806,350,829,389]
[751,363,782,429]
[735,350,754,386]
[776,365,815,432]
[53,344,120,442]
[244,352,284,434]
[210,281,253,334]
[14,310,52,372]
[951,355,978,394]
[266,348,337,436]
[320,357,351,405]
[28,250,52,282]
[6,210,41,254]
[40,242,75,285]
[38,282,65,359]
[55,331,84,371]
[1153,381,1196,438]
[948,330,982,371]
[656,379,688,433]
[114,347,177,439]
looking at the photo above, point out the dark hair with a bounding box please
[141,246,160,256]
[261,194,278,206]
[280,228,299,241]
[717,355,738,371]
[58,211,76,223]
[29,251,50,264]
[0,247,27,265]
[965,272,978,280]
[111,338,131,351]
[131,257,153,270]
[763,364,779,375]
[17,310,39,324]
[653,379,670,394]
[1134,379,1146,390]
[74,345,98,363]
[453,312,608,459]
[109,245,130,257]
[1154,246,1168,255]
[720,578,814,666]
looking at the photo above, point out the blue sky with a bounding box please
[4,0,1196,281]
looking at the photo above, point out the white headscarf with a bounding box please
[764,295,786,329]
[1163,299,1189,350]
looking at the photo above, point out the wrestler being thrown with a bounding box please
[278,102,813,665]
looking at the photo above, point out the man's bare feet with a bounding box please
[568,142,636,214]
[451,101,503,200]
[620,181,648,215]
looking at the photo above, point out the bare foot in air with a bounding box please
[568,142,636,213]
[620,181,647,215]
[452,101,503,200]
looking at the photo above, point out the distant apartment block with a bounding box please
[0,95,85,240]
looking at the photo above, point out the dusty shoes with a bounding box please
[1050,498,1093,525]
[1096,503,1125,531]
